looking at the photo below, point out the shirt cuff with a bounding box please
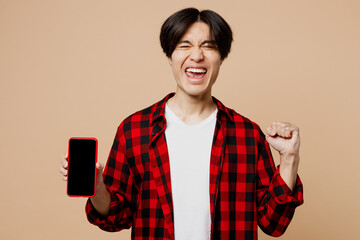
[85,190,120,230]
[270,167,304,207]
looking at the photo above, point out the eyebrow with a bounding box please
[178,40,217,45]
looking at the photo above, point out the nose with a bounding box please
[189,46,204,62]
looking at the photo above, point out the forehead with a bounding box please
[180,21,213,41]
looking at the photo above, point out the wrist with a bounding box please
[92,181,108,199]
[279,154,299,180]
[280,154,299,167]
[279,154,300,191]
[90,183,111,217]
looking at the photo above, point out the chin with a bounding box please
[181,85,212,98]
[175,75,215,97]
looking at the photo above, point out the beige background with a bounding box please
[1,0,359,239]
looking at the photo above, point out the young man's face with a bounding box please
[169,21,223,98]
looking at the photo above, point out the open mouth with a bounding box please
[185,67,207,79]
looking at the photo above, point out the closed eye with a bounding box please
[202,44,217,49]
[178,45,191,49]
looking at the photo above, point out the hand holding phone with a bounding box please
[60,138,112,216]
[67,137,98,197]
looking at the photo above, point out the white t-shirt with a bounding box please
[164,103,217,240]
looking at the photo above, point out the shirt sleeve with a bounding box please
[85,122,138,232]
[256,128,304,237]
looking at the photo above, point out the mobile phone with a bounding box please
[67,137,97,197]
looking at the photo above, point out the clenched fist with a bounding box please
[266,122,300,157]
[266,122,300,191]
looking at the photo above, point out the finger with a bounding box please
[64,152,68,160]
[272,122,293,138]
[268,121,283,136]
[285,123,299,136]
[62,175,67,181]
[266,127,276,137]
[269,122,281,136]
[62,159,68,169]
[283,126,291,138]
[271,122,277,131]
[290,124,299,134]
[292,127,299,136]
[283,123,300,138]
[96,162,104,179]
[95,162,104,184]
[96,162,103,170]
[59,166,68,176]
[290,126,300,140]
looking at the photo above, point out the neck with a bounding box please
[166,88,217,125]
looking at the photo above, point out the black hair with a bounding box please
[160,8,233,60]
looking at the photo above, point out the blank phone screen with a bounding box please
[67,138,97,196]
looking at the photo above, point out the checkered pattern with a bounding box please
[85,93,303,239]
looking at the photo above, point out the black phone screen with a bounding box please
[67,138,97,197]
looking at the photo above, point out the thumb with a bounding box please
[96,162,104,171]
[265,134,274,145]
[95,162,105,187]
[266,127,277,137]
[96,162,104,178]
[265,134,280,151]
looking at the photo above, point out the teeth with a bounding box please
[186,68,207,73]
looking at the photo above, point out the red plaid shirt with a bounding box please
[86,93,304,239]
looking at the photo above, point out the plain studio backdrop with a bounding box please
[1,0,359,239]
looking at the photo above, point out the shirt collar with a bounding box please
[150,92,234,125]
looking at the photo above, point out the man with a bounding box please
[60,7,303,240]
